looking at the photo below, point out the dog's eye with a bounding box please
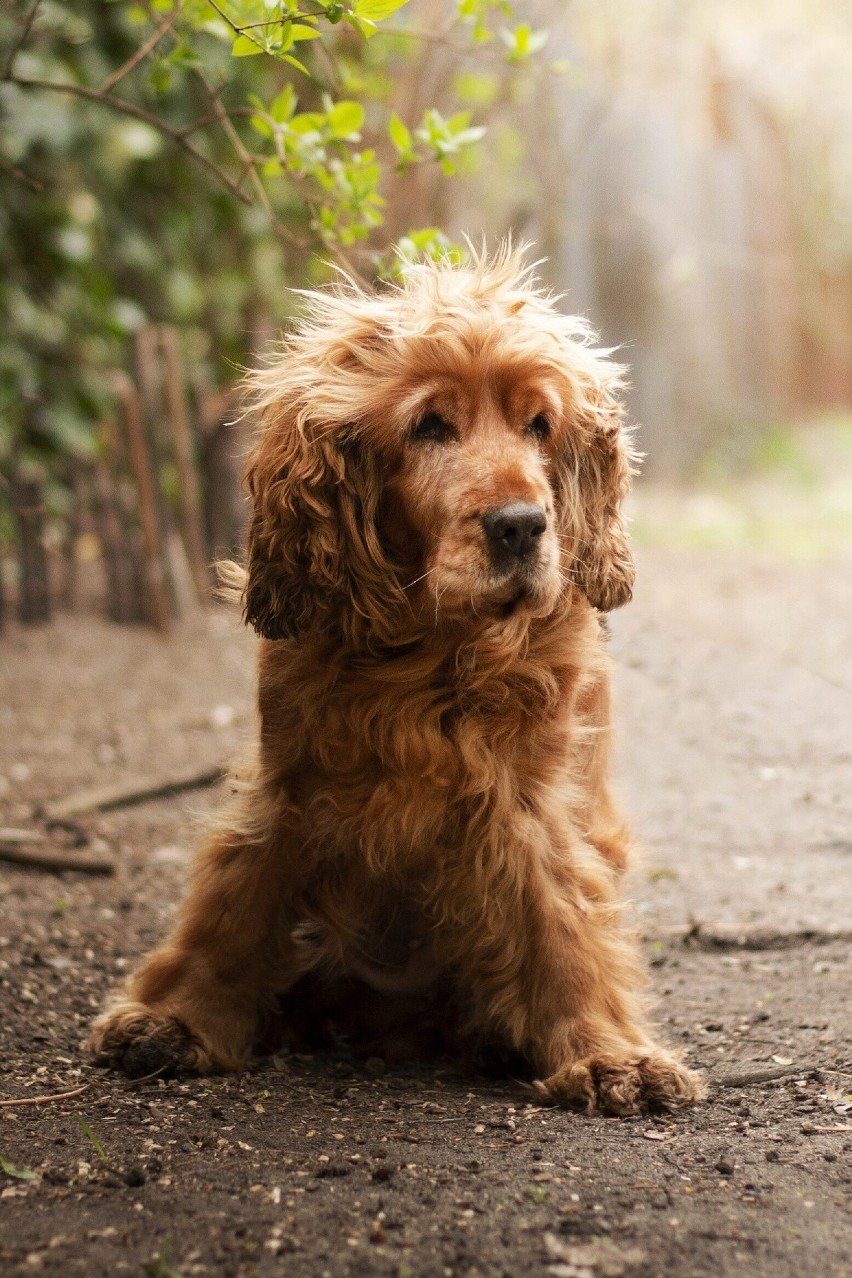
[410,413,455,444]
[525,414,551,441]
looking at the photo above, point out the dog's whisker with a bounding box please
[433,581,448,629]
[403,567,438,591]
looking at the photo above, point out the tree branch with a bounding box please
[100,2,183,94]
[188,64,307,248]
[8,75,254,208]
[0,152,42,191]
[204,0,267,54]
[1,0,42,80]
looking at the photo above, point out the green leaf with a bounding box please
[388,111,412,153]
[453,70,499,106]
[327,101,364,139]
[249,113,273,138]
[147,60,172,94]
[281,53,310,74]
[288,112,326,135]
[271,84,297,122]
[500,23,548,61]
[273,22,295,53]
[354,0,410,20]
[231,34,263,56]
[166,38,201,69]
[290,25,321,41]
[0,1156,38,1181]
[447,110,473,133]
[345,12,378,39]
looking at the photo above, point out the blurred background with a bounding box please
[1,0,850,629]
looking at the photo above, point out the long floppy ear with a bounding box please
[243,409,391,640]
[571,399,637,613]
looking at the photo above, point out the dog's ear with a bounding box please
[570,399,637,613]
[243,410,391,640]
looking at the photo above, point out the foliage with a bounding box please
[0,0,546,529]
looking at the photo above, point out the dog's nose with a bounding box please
[482,502,547,561]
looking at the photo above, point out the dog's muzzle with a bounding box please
[482,502,547,573]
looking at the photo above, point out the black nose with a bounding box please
[482,502,547,562]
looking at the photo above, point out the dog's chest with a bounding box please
[292,670,575,867]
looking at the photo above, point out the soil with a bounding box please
[1,545,850,1278]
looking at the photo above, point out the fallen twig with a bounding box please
[0,828,42,844]
[121,1064,170,1087]
[0,843,115,875]
[44,763,225,821]
[652,923,852,951]
[712,1065,819,1088]
[0,1083,91,1108]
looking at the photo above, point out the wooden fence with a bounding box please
[1,326,247,632]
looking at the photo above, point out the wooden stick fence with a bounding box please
[2,327,247,631]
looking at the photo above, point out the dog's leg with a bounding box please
[442,836,702,1115]
[575,667,631,874]
[89,819,308,1077]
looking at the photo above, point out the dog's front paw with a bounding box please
[533,1050,703,1115]
[89,1002,217,1078]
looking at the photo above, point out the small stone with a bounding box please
[314,1162,349,1179]
[715,1156,735,1176]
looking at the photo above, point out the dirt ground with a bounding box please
[1,539,850,1278]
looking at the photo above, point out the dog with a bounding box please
[90,247,702,1114]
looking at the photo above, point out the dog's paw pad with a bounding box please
[536,1051,703,1115]
[89,1004,206,1077]
[120,1035,184,1079]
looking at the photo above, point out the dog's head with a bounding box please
[243,248,637,643]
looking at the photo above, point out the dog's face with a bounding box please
[378,345,567,622]
[243,252,637,643]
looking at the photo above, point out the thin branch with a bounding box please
[0,153,42,191]
[100,2,183,94]
[0,1083,91,1108]
[177,105,255,139]
[189,63,307,248]
[202,0,341,95]
[44,763,225,820]
[310,24,344,96]
[191,65,266,191]
[226,15,323,34]
[0,828,41,843]
[1,0,42,80]
[0,843,115,875]
[712,1065,820,1088]
[8,75,254,208]
[205,0,266,54]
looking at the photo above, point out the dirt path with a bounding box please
[1,546,850,1278]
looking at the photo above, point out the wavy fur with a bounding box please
[90,247,701,1114]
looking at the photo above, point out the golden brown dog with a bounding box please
[90,248,702,1114]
